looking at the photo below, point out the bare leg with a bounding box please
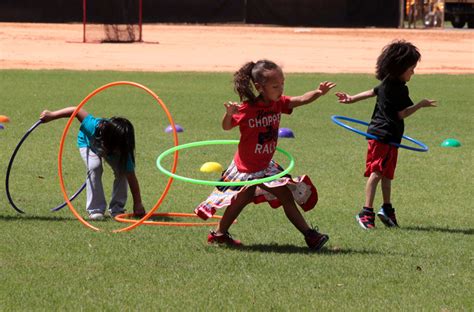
[216,186,256,235]
[364,171,383,208]
[259,184,310,234]
[381,177,392,205]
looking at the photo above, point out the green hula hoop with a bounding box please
[156,140,295,186]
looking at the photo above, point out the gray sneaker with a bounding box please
[89,212,105,221]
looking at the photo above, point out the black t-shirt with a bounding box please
[367,76,413,144]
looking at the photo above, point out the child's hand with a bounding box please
[39,110,54,123]
[224,101,240,115]
[418,99,437,108]
[335,92,354,104]
[318,81,337,95]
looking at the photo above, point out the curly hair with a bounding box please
[233,59,280,104]
[376,40,421,81]
[96,117,136,173]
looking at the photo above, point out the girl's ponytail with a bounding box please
[233,61,257,103]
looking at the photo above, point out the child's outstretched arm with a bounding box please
[289,81,336,108]
[222,101,240,130]
[398,99,437,119]
[335,89,375,104]
[40,107,88,123]
[126,172,146,217]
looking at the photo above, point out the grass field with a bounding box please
[1,70,473,311]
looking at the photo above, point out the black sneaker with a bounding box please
[377,206,399,227]
[304,228,329,250]
[356,209,375,230]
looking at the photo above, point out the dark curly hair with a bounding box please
[96,117,135,173]
[233,59,280,104]
[376,40,421,81]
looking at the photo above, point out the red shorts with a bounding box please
[365,140,398,180]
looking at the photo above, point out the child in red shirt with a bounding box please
[335,40,436,230]
[195,59,336,250]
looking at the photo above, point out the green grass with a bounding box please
[0,70,473,311]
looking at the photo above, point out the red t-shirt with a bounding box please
[231,96,293,173]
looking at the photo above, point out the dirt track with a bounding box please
[0,23,473,73]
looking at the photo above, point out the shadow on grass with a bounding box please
[0,214,82,222]
[237,243,381,255]
[147,215,179,222]
[0,214,201,223]
[404,225,473,235]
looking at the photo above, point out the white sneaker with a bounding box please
[89,212,105,221]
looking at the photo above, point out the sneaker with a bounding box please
[377,206,399,227]
[110,210,125,218]
[356,209,375,230]
[207,230,242,246]
[304,228,329,250]
[89,212,105,221]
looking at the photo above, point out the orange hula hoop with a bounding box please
[58,81,179,232]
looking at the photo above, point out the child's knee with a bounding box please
[87,162,103,176]
[370,171,383,180]
[275,186,295,204]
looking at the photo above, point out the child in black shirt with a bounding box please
[335,40,436,230]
